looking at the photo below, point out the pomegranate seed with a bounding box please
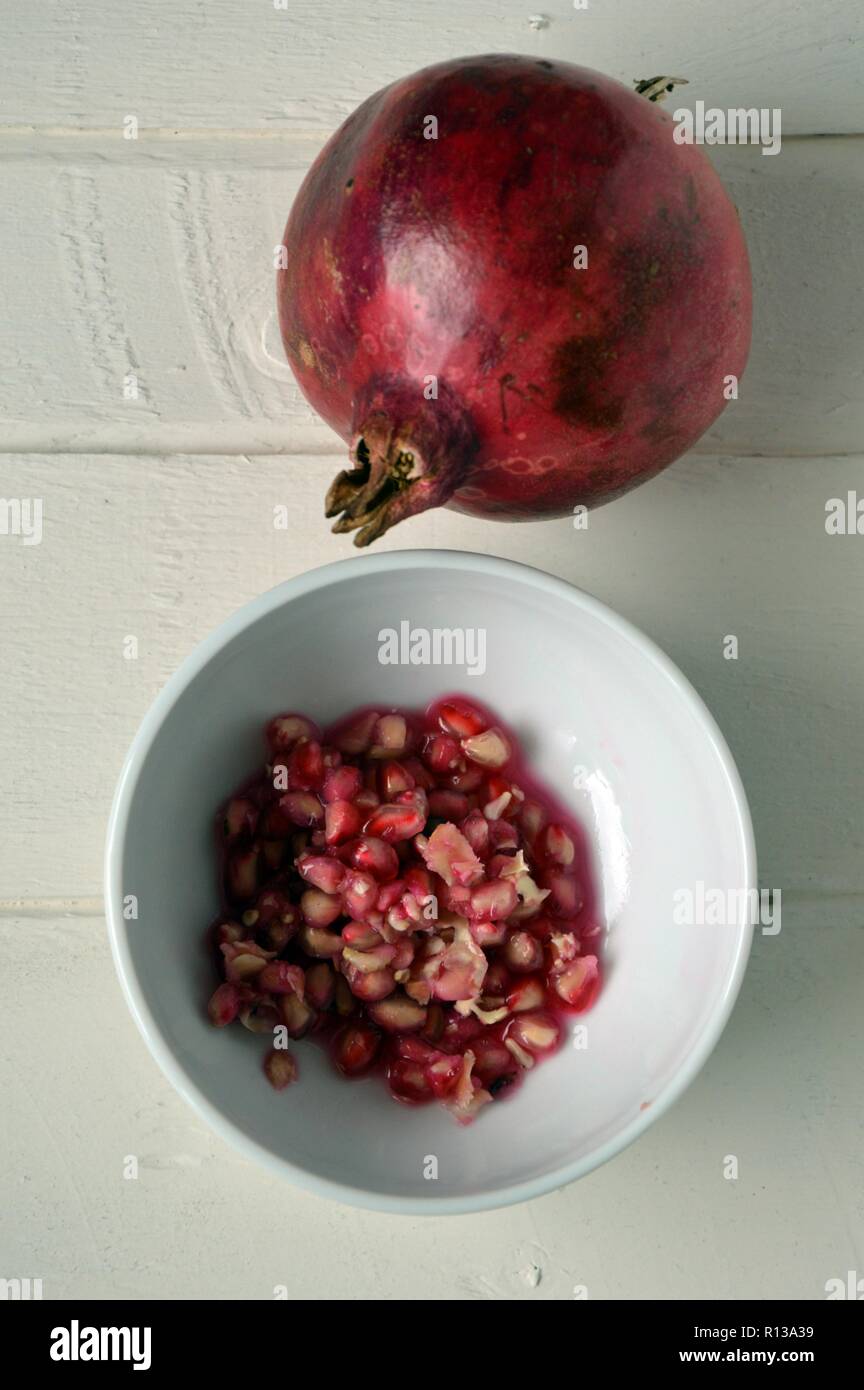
[260,839,285,872]
[263,1048,297,1090]
[280,992,315,1038]
[332,1022,381,1075]
[379,760,415,799]
[304,962,335,1010]
[508,1010,561,1056]
[331,709,378,755]
[551,955,600,1011]
[376,879,405,912]
[460,809,490,858]
[438,1012,483,1053]
[507,976,546,1013]
[334,974,356,1016]
[428,789,470,820]
[468,878,519,922]
[251,887,296,926]
[222,796,258,842]
[215,919,244,946]
[519,800,547,841]
[403,756,436,790]
[300,887,342,927]
[347,835,399,882]
[462,727,511,769]
[469,919,508,948]
[285,739,324,791]
[353,786,380,814]
[342,943,397,973]
[390,936,415,971]
[342,921,381,949]
[369,712,409,758]
[472,1036,519,1086]
[323,764,362,803]
[278,792,323,828]
[207,982,241,1027]
[226,846,259,902]
[539,823,576,866]
[388,1058,432,1103]
[238,1000,281,1034]
[423,732,461,773]
[503,929,544,974]
[367,993,428,1032]
[324,799,363,845]
[297,852,345,894]
[220,940,274,983]
[448,765,484,793]
[299,925,344,959]
[258,961,305,996]
[421,1001,445,1043]
[437,699,487,739]
[344,966,396,1001]
[426,1052,464,1098]
[342,869,379,919]
[266,713,319,752]
[504,1037,535,1070]
[488,818,519,849]
[543,869,584,916]
[363,802,426,842]
[483,960,513,997]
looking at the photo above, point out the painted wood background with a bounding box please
[0,0,862,1300]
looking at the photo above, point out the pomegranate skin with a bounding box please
[278,55,751,545]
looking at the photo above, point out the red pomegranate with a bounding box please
[278,56,751,545]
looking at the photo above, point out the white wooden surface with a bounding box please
[1,0,862,1302]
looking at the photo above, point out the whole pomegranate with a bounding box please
[278,55,751,545]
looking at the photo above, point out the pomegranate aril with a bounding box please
[289,739,325,791]
[226,846,259,902]
[348,835,399,882]
[375,879,405,912]
[462,727,511,769]
[460,809,490,858]
[341,920,381,949]
[250,886,295,926]
[488,818,519,850]
[331,1022,381,1075]
[304,962,335,1011]
[266,713,319,752]
[334,974,356,1016]
[299,925,344,959]
[378,760,415,799]
[447,765,484,793]
[208,982,241,1027]
[437,699,487,740]
[344,965,396,1001]
[258,961,305,997]
[369,712,410,759]
[215,919,244,946]
[543,869,584,916]
[539,823,576,866]
[324,799,363,846]
[297,852,345,894]
[388,1058,432,1103]
[222,796,258,842]
[367,993,428,1032]
[468,878,519,922]
[341,868,379,919]
[551,954,600,1011]
[363,802,426,842]
[428,789,470,820]
[280,992,315,1038]
[260,839,285,872]
[239,1000,281,1034]
[220,940,274,983]
[330,708,378,754]
[503,929,544,974]
[422,732,461,774]
[508,1010,561,1056]
[469,919,507,948]
[402,755,436,791]
[507,976,546,1013]
[275,792,322,829]
[472,1036,519,1085]
[300,887,342,927]
[323,764,362,803]
[263,1048,298,1090]
[421,1001,445,1043]
[519,800,547,842]
[342,942,397,973]
[426,1052,464,1098]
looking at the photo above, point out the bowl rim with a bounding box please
[105,547,757,1215]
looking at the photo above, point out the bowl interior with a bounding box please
[110,554,753,1208]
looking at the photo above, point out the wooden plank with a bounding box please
[0,902,859,1297]
[2,0,862,135]
[0,140,862,458]
[0,452,861,901]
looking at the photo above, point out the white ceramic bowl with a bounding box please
[105,550,755,1214]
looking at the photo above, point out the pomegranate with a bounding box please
[206,696,603,1121]
[278,55,751,545]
